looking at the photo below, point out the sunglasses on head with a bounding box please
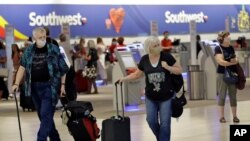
[153,44,160,47]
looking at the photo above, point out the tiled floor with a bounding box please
[1,81,250,141]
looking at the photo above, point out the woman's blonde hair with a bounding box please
[144,36,161,54]
[87,40,96,49]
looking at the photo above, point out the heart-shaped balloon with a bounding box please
[109,8,125,33]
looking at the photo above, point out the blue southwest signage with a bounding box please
[0,5,249,39]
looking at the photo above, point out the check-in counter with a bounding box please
[112,46,144,111]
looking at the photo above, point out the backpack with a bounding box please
[62,101,100,141]
[171,74,184,93]
[236,63,246,90]
[170,73,187,118]
[66,114,100,141]
[172,86,187,118]
[89,48,99,62]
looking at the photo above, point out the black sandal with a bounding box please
[220,117,226,123]
[233,117,240,123]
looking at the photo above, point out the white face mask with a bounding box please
[36,40,46,47]
[150,46,162,55]
[224,37,231,44]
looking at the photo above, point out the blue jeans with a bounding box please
[145,96,172,141]
[31,82,61,141]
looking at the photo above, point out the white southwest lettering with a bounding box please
[29,11,82,26]
[165,10,205,24]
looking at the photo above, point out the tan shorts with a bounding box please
[217,74,237,106]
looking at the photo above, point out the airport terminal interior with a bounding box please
[1,36,250,141]
[0,78,250,141]
[1,3,250,141]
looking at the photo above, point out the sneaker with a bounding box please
[8,94,14,99]
[233,117,240,123]
[219,117,226,123]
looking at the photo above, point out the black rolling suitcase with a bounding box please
[101,81,131,141]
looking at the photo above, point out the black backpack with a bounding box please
[172,87,187,118]
[89,48,99,62]
[171,74,184,93]
[171,74,187,118]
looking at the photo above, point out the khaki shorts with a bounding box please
[217,74,237,106]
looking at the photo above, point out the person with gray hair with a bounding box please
[12,27,69,141]
[118,36,182,141]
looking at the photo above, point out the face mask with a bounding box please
[36,40,46,47]
[224,37,231,43]
[150,46,162,55]
[165,35,169,39]
[112,41,117,45]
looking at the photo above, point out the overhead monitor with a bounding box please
[121,55,137,68]
[126,43,145,64]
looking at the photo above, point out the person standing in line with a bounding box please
[9,43,21,98]
[118,36,182,141]
[85,40,99,94]
[161,31,173,53]
[0,41,9,100]
[108,38,118,63]
[12,27,69,141]
[196,34,202,58]
[214,31,240,123]
[96,37,108,85]
[72,37,87,71]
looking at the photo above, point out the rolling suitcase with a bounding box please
[75,70,89,92]
[101,81,131,141]
[62,101,100,141]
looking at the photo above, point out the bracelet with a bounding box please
[61,83,65,85]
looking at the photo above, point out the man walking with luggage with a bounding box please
[12,27,69,141]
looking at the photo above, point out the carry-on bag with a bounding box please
[61,100,100,141]
[13,91,23,141]
[75,69,89,92]
[101,81,131,141]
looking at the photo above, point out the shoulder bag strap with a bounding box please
[218,46,227,69]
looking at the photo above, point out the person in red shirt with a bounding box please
[161,31,173,53]
[117,36,126,47]
[108,38,118,63]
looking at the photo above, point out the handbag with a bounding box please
[0,68,8,77]
[223,68,238,84]
[219,46,238,84]
[235,63,246,90]
[172,85,187,118]
[85,66,97,79]
[171,73,184,93]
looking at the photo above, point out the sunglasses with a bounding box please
[153,44,160,47]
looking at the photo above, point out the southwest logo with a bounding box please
[0,16,28,40]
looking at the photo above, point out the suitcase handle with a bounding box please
[114,80,122,86]
[115,81,125,119]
